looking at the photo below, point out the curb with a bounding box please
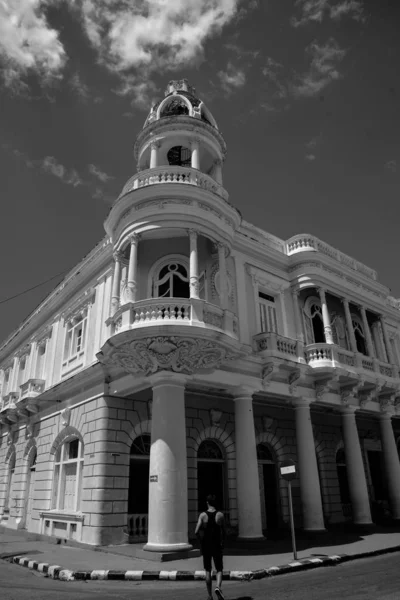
[8,546,400,582]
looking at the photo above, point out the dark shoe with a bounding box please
[215,588,225,600]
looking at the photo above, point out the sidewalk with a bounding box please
[1,524,400,582]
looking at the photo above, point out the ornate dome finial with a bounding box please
[165,79,196,97]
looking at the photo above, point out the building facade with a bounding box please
[1,79,400,551]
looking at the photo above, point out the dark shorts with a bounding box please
[202,544,223,572]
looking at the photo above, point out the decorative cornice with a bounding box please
[61,287,96,323]
[246,264,289,292]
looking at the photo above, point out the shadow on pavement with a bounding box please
[214,522,400,557]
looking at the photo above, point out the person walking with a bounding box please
[195,494,226,600]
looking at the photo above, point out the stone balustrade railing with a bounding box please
[286,234,377,281]
[127,513,148,539]
[131,299,191,324]
[120,166,228,201]
[20,379,45,400]
[109,297,238,339]
[254,332,300,358]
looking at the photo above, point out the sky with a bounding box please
[0,0,400,343]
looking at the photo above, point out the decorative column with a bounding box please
[213,158,223,185]
[217,243,228,310]
[317,288,334,344]
[111,251,122,315]
[150,141,159,169]
[379,400,400,520]
[144,372,192,552]
[188,229,199,299]
[342,298,358,353]
[191,139,200,170]
[293,398,325,531]
[234,387,264,539]
[291,289,305,343]
[380,318,395,364]
[341,407,372,525]
[360,307,375,357]
[127,233,139,303]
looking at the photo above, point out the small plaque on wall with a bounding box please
[150,475,158,483]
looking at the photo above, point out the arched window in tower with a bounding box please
[303,297,325,345]
[351,315,367,355]
[167,146,191,167]
[154,261,190,298]
[160,97,190,117]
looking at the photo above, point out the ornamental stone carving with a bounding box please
[60,407,71,427]
[210,409,222,426]
[99,336,241,376]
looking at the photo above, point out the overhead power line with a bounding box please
[0,269,70,306]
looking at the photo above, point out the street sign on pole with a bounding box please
[279,459,297,560]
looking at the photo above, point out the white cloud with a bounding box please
[305,153,316,160]
[293,38,346,97]
[88,163,113,183]
[70,72,90,100]
[42,156,82,187]
[0,0,66,87]
[291,0,364,27]
[80,0,241,105]
[217,62,246,94]
[385,160,397,173]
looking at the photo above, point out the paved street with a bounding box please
[1,552,400,600]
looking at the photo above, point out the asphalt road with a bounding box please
[1,552,400,599]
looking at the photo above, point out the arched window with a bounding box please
[336,448,351,514]
[52,438,84,512]
[128,435,150,518]
[160,97,190,117]
[303,297,325,344]
[153,261,190,298]
[167,145,191,167]
[351,315,367,355]
[197,440,226,512]
[256,443,274,462]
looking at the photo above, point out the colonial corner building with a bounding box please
[1,79,400,552]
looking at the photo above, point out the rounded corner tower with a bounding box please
[104,78,240,256]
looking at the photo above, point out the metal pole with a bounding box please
[288,481,297,560]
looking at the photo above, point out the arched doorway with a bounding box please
[336,448,352,519]
[257,443,280,534]
[128,435,150,540]
[25,449,37,530]
[197,440,226,514]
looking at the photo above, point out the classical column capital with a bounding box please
[292,396,312,409]
[150,140,161,150]
[340,404,358,415]
[232,385,258,399]
[148,371,189,389]
[187,228,198,239]
[113,250,124,262]
[379,396,395,417]
[128,232,140,245]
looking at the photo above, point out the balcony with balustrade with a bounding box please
[254,331,400,395]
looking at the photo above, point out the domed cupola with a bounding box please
[143,79,218,130]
